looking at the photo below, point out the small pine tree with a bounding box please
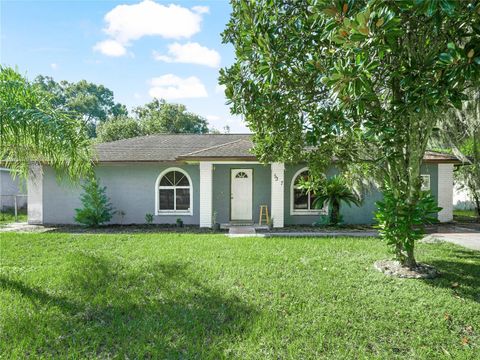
[75,176,113,227]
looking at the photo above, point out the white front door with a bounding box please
[231,169,253,221]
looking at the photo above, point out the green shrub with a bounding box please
[75,177,113,227]
[375,186,441,265]
[145,213,154,224]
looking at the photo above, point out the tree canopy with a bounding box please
[34,76,128,137]
[33,77,210,142]
[96,116,143,143]
[97,99,209,142]
[221,0,480,267]
[134,99,209,134]
[1,67,92,180]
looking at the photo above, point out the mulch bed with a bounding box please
[374,260,439,279]
[45,224,227,234]
[258,224,374,233]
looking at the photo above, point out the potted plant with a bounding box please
[176,218,184,228]
[212,211,220,231]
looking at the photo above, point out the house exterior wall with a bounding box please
[283,164,382,225]
[437,164,453,222]
[283,163,439,225]
[42,163,200,225]
[37,161,443,226]
[421,163,439,204]
[212,163,271,224]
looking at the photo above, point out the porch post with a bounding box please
[199,162,213,227]
[437,164,454,222]
[271,162,285,228]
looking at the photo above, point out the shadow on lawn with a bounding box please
[0,253,257,358]
[421,248,480,303]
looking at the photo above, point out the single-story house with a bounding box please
[28,134,459,227]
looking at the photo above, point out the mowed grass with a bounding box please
[453,209,479,221]
[1,233,479,359]
[0,211,27,226]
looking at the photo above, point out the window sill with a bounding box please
[291,210,327,216]
[156,211,193,216]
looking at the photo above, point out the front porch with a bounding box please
[199,162,285,228]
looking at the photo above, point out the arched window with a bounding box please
[290,168,326,215]
[155,168,192,215]
[235,171,249,178]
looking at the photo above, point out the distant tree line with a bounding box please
[33,76,212,142]
[96,99,209,142]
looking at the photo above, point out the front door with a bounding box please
[231,169,253,221]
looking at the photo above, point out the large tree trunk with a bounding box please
[404,242,417,269]
[473,192,480,218]
[380,113,436,269]
[473,128,480,218]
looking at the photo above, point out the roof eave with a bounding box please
[175,156,258,161]
[423,159,463,165]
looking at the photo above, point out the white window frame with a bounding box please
[421,174,431,191]
[155,167,193,216]
[290,167,328,216]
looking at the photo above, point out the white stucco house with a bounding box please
[27,134,460,227]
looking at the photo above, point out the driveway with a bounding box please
[424,226,480,251]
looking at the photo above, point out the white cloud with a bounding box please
[50,63,58,70]
[103,1,203,44]
[149,74,208,100]
[153,42,221,68]
[205,115,220,122]
[93,39,127,57]
[192,5,209,14]
[205,113,249,133]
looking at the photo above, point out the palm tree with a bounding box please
[312,175,361,225]
[0,67,92,180]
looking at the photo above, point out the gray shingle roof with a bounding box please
[95,134,253,162]
[423,151,461,163]
[94,134,461,163]
[177,139,255,159]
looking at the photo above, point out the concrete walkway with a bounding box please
[228,226,257,237]
[423,230,480,251]
[0,222,53,233]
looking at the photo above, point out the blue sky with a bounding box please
[1,0,248,132]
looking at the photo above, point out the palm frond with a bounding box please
[0,66,92,181]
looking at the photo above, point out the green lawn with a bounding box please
[1,233,478,359]
[0,210,27,226]
[453,209,479,221]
